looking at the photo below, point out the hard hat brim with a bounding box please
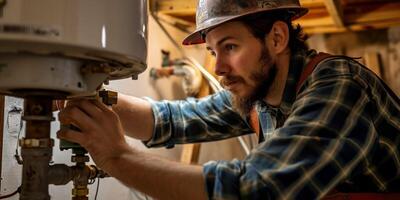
[182,7,308,45]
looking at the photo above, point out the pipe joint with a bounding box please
[19,138,54,148]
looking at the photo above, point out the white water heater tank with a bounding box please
[0,0,147,97]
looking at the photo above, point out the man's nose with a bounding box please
[214,56,230,76]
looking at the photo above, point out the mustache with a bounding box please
[220,75,244,87]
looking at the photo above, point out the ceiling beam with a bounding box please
[151,0,400,34]
[152,0,326,14]
[301,19,400,34]
[300,0,325,8]
[150,0,196,15]
[323,0,345,27]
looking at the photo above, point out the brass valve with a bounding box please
[98,90,118,106]
[72,186,88,196]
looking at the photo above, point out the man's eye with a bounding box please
[225,44,236,51]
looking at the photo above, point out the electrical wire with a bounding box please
[0,186,21,199]
[14,121,23,164]
[94,178,100,200]
[183,58,223,93]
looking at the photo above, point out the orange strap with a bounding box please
[249,107,260,136]
[296,52,333,92]
[249,52,333,136]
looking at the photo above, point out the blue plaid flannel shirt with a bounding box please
[144,51,400,199]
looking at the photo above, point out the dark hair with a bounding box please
[238,11,309,54]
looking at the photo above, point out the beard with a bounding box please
[222,46,277,117]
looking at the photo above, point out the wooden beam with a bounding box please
[180,144,201,164]
[364,52,382,77]
[301,19,400,34]
[152,0,327,14]
[345,2,400,24]
[152,0,400,34]
[300,0,326,8]
[296,16,335,27]
[296,1,400,33]
[150,0,196,15]
[346,0,394,5]
[324,0,345,27]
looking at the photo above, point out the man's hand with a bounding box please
[57,98,207,200]
[57,99,131,170]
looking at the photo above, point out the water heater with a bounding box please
[0,0,147,97]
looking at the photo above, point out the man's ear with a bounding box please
[266,21,289,54]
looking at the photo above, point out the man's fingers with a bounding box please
[92,99,113,112]
[58,105,96,132]
[57,128,86,146]
[56,100,66,110]
[66,99,104,119]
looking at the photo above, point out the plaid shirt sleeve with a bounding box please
[204,59,378,199]
[143,90,253,148]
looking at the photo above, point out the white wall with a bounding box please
[1,97,23,200]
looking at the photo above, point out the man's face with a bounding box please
[205,21,277,115]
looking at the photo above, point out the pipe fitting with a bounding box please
[19,138,54,148]
[72,187,89,196]
[48,164,73,185]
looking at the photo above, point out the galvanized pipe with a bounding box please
[20,97,53,200]
[48,164,74,186]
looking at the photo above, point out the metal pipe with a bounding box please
[48,163,109,200]
[72,161,90,200]
[48,164,74,186]
[16,92,110,199]
[20,97,53,200]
